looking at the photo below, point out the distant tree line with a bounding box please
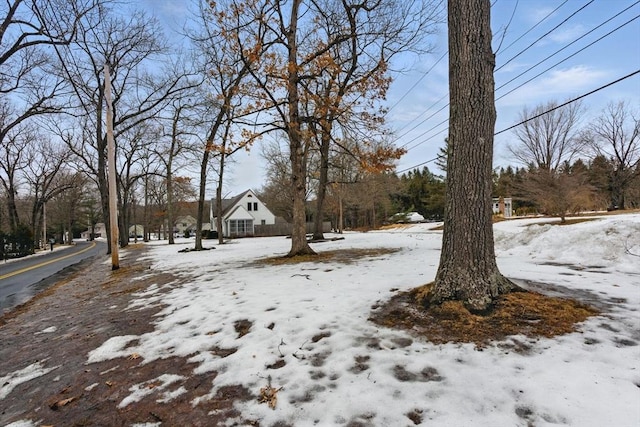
[269,99,638,228]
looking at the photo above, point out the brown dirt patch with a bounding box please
[536,217,598,226]
[0,245,258,427]
[370,285,599,350]
[255,247,401,266]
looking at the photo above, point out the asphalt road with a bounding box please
[0,240,106,314]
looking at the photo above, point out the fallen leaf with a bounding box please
[128,353,141,360]
[259,384,282,410]
[105,381,114,387]
[49,396,76,410]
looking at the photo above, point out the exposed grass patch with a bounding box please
[370,285,599,349]
[255,248,401,266]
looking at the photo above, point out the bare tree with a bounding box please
[1,0,98,236]
[428,0,513,312]
[509,100,585,171]
[302,0,441,240]
[44,170,86,244]
[586,101,640,209]
[237,0,440,256]
[55,5,191,253]
[520,162,594,222]
[508,100,591,221]
[154,94,201,244]
[23,136,77,247]
[187,0,267,250]
[0,127,30,233]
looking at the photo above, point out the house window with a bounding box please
[247,202,252,211]
[229,219,254,236]
[253,202,258,211]
[261,220,266,225]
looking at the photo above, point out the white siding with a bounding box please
[238,191,276,226]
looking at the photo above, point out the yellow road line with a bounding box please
[0,241,97,280]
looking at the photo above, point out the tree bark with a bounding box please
[286,0,315,257]
[194,148,209,251]
[312,131,330,241]
[431,0,512,312]
[216,155,225,245]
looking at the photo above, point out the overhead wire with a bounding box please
[396,69,640,174]
[391,0,591,148]
[394,0,639,168]
[495,3,640,94]
[495,0,595,72]
[495,0,569,55]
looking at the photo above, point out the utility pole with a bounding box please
[104,63,119,270]
[42,202,46,249]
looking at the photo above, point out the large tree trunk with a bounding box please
[431,0,512,312]
[312,131,331,240]
[286,0,315,257]
[6,183,20,234]
[167,166,175,245]
[143,176,150,242]
[216,154,226,245]
[195,148,210,251]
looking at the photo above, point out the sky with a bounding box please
[3,213,640,426]
[141,0,640,197]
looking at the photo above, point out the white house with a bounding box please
[492,197,513,218]
[210,190,276,237]
[81,222,106,240]
[174,215,197,236]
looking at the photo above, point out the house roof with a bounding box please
[211,189,254,217]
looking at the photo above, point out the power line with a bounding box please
[391,0,602,150]
[397,156,439,174]
[387,51,448,117]
[397,69,640,174]
[398,3,639,153]
[405,118,448,151]
[495,68,640,135]
[495,0,569,55]
[495,0,595,72]
[496,14,639,102]
[398,101,448,147]
[496,3,640,94]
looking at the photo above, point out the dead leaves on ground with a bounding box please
[255,248,401,266]
[49,396,76,410]
[258,377,282,409]
[371,287,599,350]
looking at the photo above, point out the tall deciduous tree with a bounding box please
[303,0,440,240]
[55,5,191,253]
[188,0,266,250]
[23,137,77,247]
[508,100,588,221]
[586,101,640,210]
[1,0,97,235]
[240,0,439,256]
[509,100,585,171]
[428,0,512,312]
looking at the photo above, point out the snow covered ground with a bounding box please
[5,214,640,426]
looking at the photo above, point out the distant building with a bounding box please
[129,224,144,238]
[174,215,197,237]
[492,197,512,218]
[210,189,277,237]
[81,222,106,240]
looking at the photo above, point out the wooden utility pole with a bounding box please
[104,63,119,270]
[42,202,46,249]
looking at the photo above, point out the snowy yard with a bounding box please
[4,214,640,426]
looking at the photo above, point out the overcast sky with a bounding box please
[141,0,640,197]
